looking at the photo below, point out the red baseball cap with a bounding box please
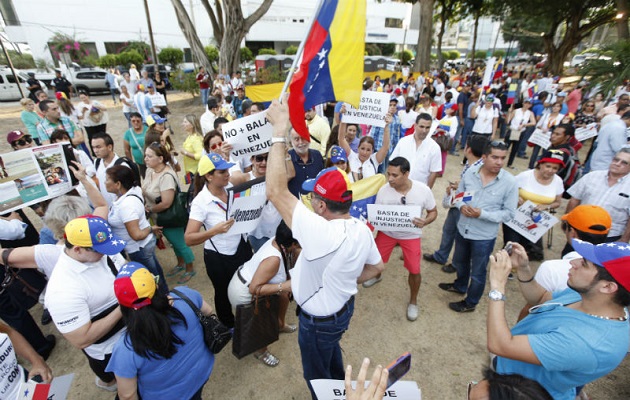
[7,130,28,144]
[302,167,352,202]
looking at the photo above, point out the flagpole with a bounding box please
[279,0,326,101]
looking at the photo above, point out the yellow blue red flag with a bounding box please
[288,0,366,141]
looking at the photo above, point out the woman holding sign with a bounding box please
[502,150,564,261]
[528,103,564,169]
[185,152,253,328]
[338,112,391,182]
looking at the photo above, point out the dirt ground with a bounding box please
[1,92,629,399]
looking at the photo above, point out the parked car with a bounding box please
[0,68,50,101]
[68,67,109,95]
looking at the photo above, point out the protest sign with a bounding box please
[223,111,273,161]
[226,176,267,235]
[367,204,422,234]
[527,129,550,150]
[341,91,391,128]
[0,144,75,214]
[481,57,496,88]
[574,123,598,142]
[311,379,421,400]
[505,201,559,242]
[19,373,74,400]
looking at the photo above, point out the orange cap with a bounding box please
[561,205,611,235]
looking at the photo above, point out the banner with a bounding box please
[527,129,550,149]
[505,201,559,242]
[19,373,74,400]
[311,379,421,400]
[341,91,391,128]
[367,204,422,234]
[223,112,273,161]
[227,176,267,235]
[574,123,598,142]
[0,144,75,214]
[481,57,496,89]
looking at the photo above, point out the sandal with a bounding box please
[254,350,279,367]
[280,324,297,334]
[95,377,118,392]
[177,270,197,284]
[166,265,185,277]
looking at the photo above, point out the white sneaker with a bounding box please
[362,276,382,288]
[407,304,418,321]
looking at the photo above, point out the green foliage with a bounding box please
[430,53,438,60]
[579,40,630,99]
[580,47,600,54]
[171,70,199,97]
[258,48,277,56]
[82,55,99,67]
[158,47,184,67]
[117,50,144,68]
[397,50,414,65]
[365,43,382,56]
[0,51,36,69]
[493,50,506,57]
[240,47,254,63]
[469,50,486,59]
[204,45,220,63]
[381,43,397,56]
[98,54,119,68]
[285,45,298,55]
[119,41,151,62]
[448,50,461,60]
[35,58,54,72]
[256,65,284,84]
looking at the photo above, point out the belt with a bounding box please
[299,296,354,323]
[237,269,249,287]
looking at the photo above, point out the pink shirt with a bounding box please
[566,89,581,114]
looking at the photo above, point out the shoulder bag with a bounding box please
[156,172,189,228]
[232,285,280,359]
[171,288,232,354]
[0,248,48,310]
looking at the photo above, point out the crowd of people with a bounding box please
[1,64,630,400]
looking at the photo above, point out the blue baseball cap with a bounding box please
[198,152,235,175]
[572,239,630,291]
[330,146,348,164]
[146,114,167,126]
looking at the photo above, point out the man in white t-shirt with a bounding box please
[200,96,221,135]
[363,157,437,321]
[46,215,127,392]
[92,133,132,207]
[390,113,442,188]
[266,100,384,399]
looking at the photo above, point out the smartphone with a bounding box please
[385,352,411,388]
[62,143,79,186]
[504,242,513,256]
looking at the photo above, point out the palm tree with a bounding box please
[579,40,630,99]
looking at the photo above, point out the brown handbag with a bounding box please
[232,285,280,359]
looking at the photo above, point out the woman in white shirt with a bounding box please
[506,100,536,168]
[105,165,167,291]
[227,222,301,367]
[185,153,253,328]
[529,102,564,169]
[338,115,391,181]
[398,97,419,136]
[471,94,499,137]
[119,85,136,128]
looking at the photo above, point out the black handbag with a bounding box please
[0,248,48,310]
[232,286,280,359]
[171,289,232,354]
[156,173,189,228]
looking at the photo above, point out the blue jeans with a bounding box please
[450,124,464,153]
[452,232,496,306]
[298,297,354,399]
[517,126,535,157]
[123,112,132,128]
[200,88,209,106]
[460,118,475,149]
[432,208,460,264]
[128,236,168,294]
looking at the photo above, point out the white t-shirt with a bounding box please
[509,108,533,133]
[390,135,442,185]
[108,186,152,253]
[45,251,126,360]
[515,169,564,205]
[472,105,499,134]
[120,92,135,113]
[77,100,108,127]
[239,238,286,285]
[376,180,436,240]
[290,201,382,316]
[434,82,446,103]
[189,184,242,254]
[398,109,419,130]
[200,111,217,135]
[94,154,130,207]
[0,333,24,400]
[348,152,379,180]
[34,244,64,277]
[535,251,582,292]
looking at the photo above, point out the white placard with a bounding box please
[481,57,497,88]
[147,92,166,107]
[341,91,391,128]
[505,201,559,242]
[367,204,422,233]
[19,373,74,400]
[227,194,267,235]
[311,379,421,400]
[574,123,598,142]
[222,111,273,160]
[527,129,550,149]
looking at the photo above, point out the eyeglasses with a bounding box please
[467,381,478,400]
[211,142,223,150]
[254,154,268,162]
[12,136,33,147]
[401,196,406,205]
[487,140,508,150]
[612,157,630,166]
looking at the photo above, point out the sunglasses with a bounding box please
[211,142,223,150]
[487,140,508,150]
[12,136,33,147]
[254,154,268,162]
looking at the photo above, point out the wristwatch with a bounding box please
[271,137,286,144]
[488,290,506,301]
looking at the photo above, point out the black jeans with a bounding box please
[203,239,252,328]
[82,350,116,384]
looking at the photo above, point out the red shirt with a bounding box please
[196,73,209,89]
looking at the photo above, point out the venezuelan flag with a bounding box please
[288,0,366,141]
[493,57,504,80]
[506,83,518,105]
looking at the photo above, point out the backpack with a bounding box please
[95,156,142,185]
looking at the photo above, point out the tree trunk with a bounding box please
[617,0,630,39]
[415,0,435,72]
[220,0,247,74]
[171,0,211,72]
[437,7,447,69]
[470,12,480,68]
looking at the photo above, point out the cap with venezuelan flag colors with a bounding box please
[302,166,352,202]
[114,262,157,310]
[198,152,235,176]
[64,216,125,256]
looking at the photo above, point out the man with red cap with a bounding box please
[486,239,630,400]
[266,99,384,399]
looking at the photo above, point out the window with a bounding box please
[6,74,17,84]
[0,75,4,84]
[0,0,20,26]
[385,18,403,29]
